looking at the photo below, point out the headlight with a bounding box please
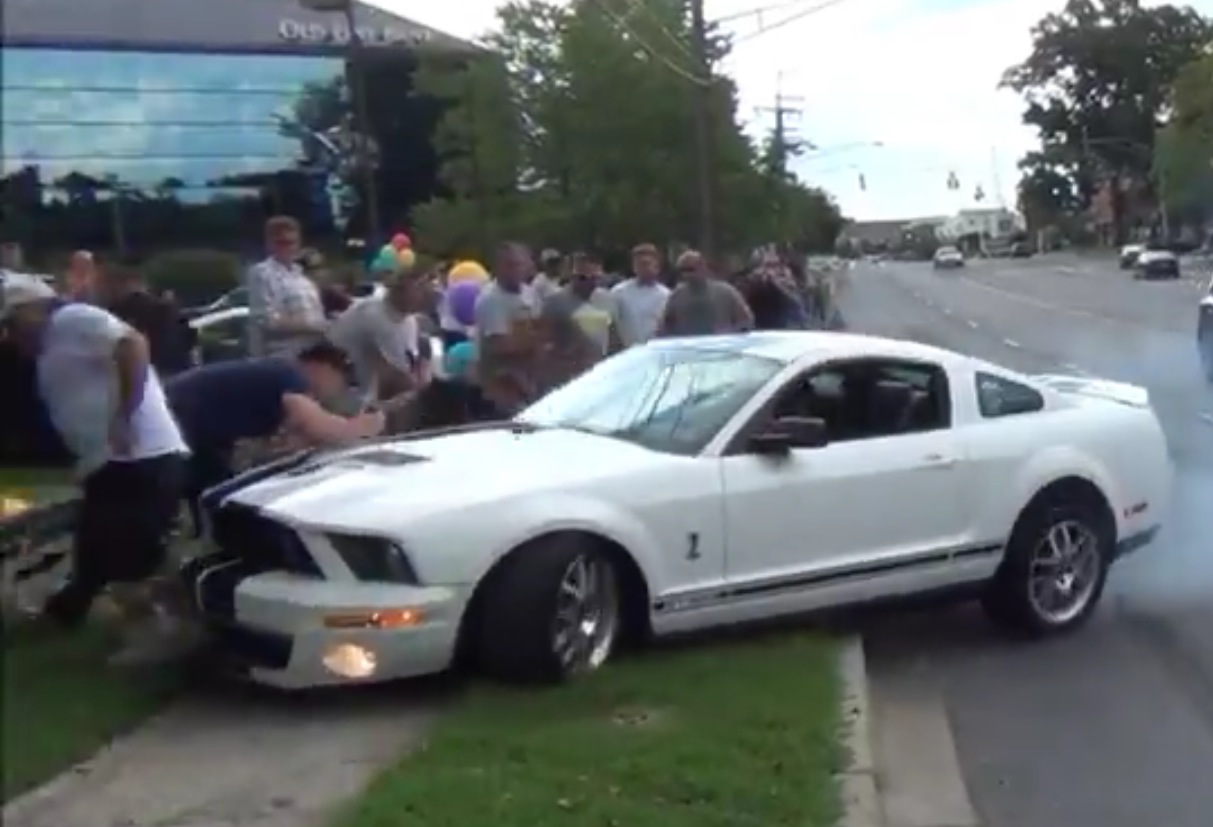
[327,534,420,584]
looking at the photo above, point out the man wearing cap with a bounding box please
[1,273,190,634]
[658,250,754,336]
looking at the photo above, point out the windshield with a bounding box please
[516,345,784,455]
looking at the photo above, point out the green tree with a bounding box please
[1002,0,1211,242]
[1016,149,1082,232]
[1155,51,1213,224]
[409,0,844,260]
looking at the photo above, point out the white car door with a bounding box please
[718,358,975,587]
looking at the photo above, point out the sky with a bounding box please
[374,0,1213,221]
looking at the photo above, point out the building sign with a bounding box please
[277,17,432,47]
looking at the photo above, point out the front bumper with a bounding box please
[184,558,467,689]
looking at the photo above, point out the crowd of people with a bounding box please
[0,215,841,662]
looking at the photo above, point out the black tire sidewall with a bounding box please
[988,501,1113,636]
[475,536,619,684]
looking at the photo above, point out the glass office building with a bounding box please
[0,0,471,254]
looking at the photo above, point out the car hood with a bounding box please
[220,424,673,529]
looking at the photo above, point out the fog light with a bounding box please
[321,643,377,679]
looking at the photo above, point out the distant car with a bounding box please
[189,306,249,364]
[1133,246,1180,280]
[182,331,1171,689]
[1010,241,1032,258]
[1199,278,1213,383]
[1119,244,1144,270]
[933,247,965,269]
[182,286,249,321]
[187,285,388,364]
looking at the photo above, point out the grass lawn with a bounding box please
[2,465,181,802]
[1,621,184,802]
[335,633,843,827]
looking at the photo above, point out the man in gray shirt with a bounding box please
[328,269,426,403]
[474,242,542,412]
[658,250,754,336]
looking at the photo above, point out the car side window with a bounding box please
[975,372,1044,417]
[770,358,950,443]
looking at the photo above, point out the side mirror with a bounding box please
[748,416,829,455]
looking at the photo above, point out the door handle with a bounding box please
[920,453,958,469]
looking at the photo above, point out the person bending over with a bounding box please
[1,275,189,636]
[166,341,384,531]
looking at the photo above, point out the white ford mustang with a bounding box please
[183,331,1171,689]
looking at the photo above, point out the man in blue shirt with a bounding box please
[166,341,384,530]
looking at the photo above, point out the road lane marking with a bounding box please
[957,276,1110,322]
[966,319,979,329]
[1002,338,1021,348]
[1199,412,1213,427]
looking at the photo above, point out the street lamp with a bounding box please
[297,0,381,242]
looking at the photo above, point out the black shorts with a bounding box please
[75,453,186,584]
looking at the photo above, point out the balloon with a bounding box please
[396,248,416,271]
[447,280,482,327]
[390,233,411,250]
[371,248,399,272]
[448,260,488,285]
[444,341,476,379]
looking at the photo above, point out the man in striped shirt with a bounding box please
[247,216,327,357]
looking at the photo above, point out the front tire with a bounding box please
[475,535,622,684]
[982,495,1113,637]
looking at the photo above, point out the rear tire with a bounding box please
[982,494,1113,638]
[475,535,622,684]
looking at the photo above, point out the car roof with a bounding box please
[649,330,966,367]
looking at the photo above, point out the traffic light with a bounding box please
[974,186,985,202]
[946,172,960,190]
[858,173,867,191]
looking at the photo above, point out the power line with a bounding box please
[589,0,713,86]
[620,0,697,64]
[733,0,853,43]
[713,0,818,24]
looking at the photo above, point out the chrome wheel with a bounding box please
[1027,520,1102,626]
[551,553,619,674]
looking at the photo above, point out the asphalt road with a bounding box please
[841,254,1213,827]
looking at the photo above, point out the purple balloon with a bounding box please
[447,280,481,327]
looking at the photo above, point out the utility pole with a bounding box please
[689,0,716,258]
[755,74,804,178]
[755,75,803,249]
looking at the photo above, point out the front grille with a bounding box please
[209,502,322,577]
[183,552,256,618]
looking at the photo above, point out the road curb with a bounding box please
[837,635,883,827]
